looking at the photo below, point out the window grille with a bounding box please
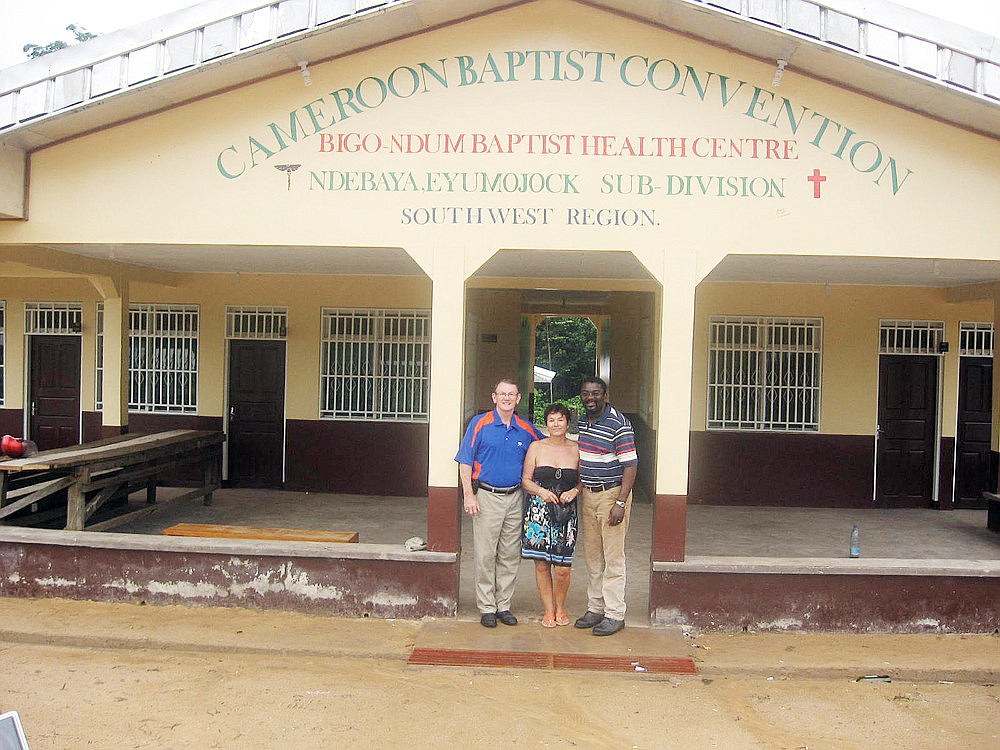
[321,308,430,422]
[129,304,198,413]
[0,302,5,406]
[959,322,993,357]
[226,306,287,339]
[708,316,822,431]
[24,302,82,335]
[879,320,944,354]
[95,303,104,410]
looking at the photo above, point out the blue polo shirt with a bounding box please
[455,409,543,487]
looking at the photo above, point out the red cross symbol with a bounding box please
[807,168,827,198]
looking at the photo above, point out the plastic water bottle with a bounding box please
[849,524,860,558]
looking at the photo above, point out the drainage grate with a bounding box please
[408,647,697,674]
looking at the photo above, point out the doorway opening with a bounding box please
[530,315,599,428]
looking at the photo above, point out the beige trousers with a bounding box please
[579,486,631,621]
[472,488,525,614]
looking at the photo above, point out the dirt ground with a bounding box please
[0,599,997,749]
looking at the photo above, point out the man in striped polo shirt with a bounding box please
[456,378,544,628]
[574,377,638,636]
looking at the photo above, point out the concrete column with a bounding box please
[425,254,466,553]
[100,280,130,437]
[653,251,697,562]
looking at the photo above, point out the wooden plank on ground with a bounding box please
[163,523,359,544]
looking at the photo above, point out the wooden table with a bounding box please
[0,430,224,531]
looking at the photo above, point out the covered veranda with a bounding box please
[3,485,994,631]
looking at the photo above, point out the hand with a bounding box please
[558,489,578,504]
[542,491,559,504]
[464,493,479,516]
[608,503,625,526]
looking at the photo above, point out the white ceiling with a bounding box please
[37,243,426,276]
[704,254,1000,287]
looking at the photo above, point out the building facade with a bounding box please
[1,0,998,628]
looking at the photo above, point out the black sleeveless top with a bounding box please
[532,466,579,496]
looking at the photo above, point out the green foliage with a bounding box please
[533,315,596,428]
[534,316,597,402]
[24,24,97,59]
[533,393,583,430]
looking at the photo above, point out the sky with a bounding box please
[1,0,999,72]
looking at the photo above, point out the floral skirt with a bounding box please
[521,493,577,567]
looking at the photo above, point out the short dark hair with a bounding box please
[543,402,572,422]
[581,377,607,393]
[494,378,519,392]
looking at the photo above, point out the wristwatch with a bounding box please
[614,499,626,508]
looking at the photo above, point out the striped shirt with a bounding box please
[455,409,544,488]
[578,404,638,487]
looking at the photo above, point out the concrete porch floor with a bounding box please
[101,487,999,627]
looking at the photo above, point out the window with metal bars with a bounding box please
[707,316,822,431]
[959,322,993,357]
[95,303,104,409]
[129,304,198,413]
[226,306,287,339]
[321,308,430,422]
[878,320,944,354]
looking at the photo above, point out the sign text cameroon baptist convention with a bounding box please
[215,49,912,194]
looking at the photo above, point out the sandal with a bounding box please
[541,616,557,628]
[555,612,570,626]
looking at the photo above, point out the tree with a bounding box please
[533,316,597,424]
[23,24,97,59]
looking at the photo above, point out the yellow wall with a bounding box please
[2,0,999,488]
[693,282,994,436]
[0,274,429,419]
[2,0,996,269]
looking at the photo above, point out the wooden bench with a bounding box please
[163,523,359,544]
[985,492,1000,532]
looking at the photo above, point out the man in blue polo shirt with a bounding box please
[574,376,638,636]
[456,378,543,628]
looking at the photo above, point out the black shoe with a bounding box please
[593,617,625,636]
[574,611,605,629]
[496,610,518,626]
[480,613,497,628]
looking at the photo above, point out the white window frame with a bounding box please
[129,304,199,413]
[226,306,287,340]
[95,303,104,410]
[879,319,944,355]
[320,307,430,422]
[959,322,993,358]
[707,316,823,432]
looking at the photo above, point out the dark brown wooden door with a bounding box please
[29,335,81,451]
[955,357,992,509]
[876,355,938,507]
[227,340,285,488]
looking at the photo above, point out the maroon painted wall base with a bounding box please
[0,408,23,438]
[650,569,1000,632]
[653,494,687,562]
[285,419,428,496]
[427,485,462,553]
[0,531,459,619]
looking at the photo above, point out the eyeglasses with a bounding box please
[494,391,519,398]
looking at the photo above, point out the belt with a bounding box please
[584,481,622,492]
[477,482,521,495]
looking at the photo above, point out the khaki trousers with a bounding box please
[579,486,631,621]
[472,487,525,614]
